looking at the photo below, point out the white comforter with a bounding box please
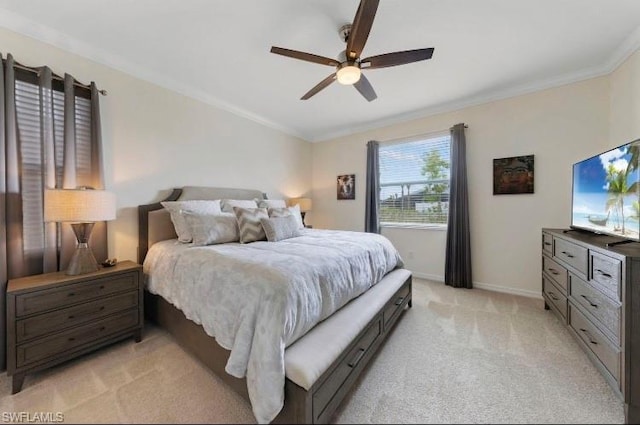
[143,228,403,423]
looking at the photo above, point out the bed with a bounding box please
[138,186,412,424]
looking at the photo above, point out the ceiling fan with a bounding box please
[270,0,434,102]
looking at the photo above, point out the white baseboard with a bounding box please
[409,271,543,299]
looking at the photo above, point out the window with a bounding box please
[14,70,92,253]
[379,133,451,227]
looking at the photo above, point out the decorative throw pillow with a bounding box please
[256,199,287,209]
[161,200,222,243]
[182,212,239,246]
[221,199,258,213]
[260,215,301,242]
[268,204,304,229]
[233,207,269,243]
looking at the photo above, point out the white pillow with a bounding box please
[256,199,287,209]
[261,215,301,242]
[182,212,239,246]
[221,199,258,213]
[267,204,304,229]
[161,200,222,243]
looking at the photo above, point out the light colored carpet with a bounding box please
[0,278,625,424]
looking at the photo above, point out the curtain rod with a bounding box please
[7,60,107,96]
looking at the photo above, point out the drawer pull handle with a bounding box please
[548,268,560,275]
[67,306,106,320]
[67,292,75,297]
[544,242,552,246]
[100,285,105,290]
[547,291,559,301]
[561,251,574,258]
[347,348,366,368]
[395,296,405,306]
[595,269,612,279]
[580,295,598,308]
[579,328,598,345]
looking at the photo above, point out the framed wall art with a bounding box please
[493,155,534,195]
[337,174,355,200]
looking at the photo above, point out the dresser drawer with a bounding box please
[569,274,620,343]
[16,291,139,343]
[16,309,139,368]
[313,317,381,422]
[15,272,138,317]
[569,305,620,382]
[542,255,567,292]
[554,237,588,276]
[543,276,567,320]
[542,232,553,255]
[383,282,411,330]
[590,252,622,302]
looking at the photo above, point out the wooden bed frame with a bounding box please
[138,187,412,424]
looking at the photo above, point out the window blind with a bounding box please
[379,134,451,225]
[15,78,92,253]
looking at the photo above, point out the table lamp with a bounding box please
[288,197,312,226]
[44,187,116,275]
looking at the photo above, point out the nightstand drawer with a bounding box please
[16,309,139,368]
[15,272,138,317]
[16,291,139,343]
[590,252,622,302]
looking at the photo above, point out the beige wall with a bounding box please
[610,49,640,146]
[0,28,312,263]
[310,77,612,297]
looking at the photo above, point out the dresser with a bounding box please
[541,229,640,424]
[6,261,143,394]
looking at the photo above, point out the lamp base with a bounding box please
[66,223,99,275]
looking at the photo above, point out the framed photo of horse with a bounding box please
[337,174,356,200]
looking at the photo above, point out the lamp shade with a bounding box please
[288,197,312,212]
[44,188,116,223]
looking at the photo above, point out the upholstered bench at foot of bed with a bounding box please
[279,268,412,424]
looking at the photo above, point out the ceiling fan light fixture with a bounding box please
[336,63,361,85]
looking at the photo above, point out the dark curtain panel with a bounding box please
[445,123,472,288]
[365,140,380,233]
[0,54,106,369]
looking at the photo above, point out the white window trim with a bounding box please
[380,222,447,231]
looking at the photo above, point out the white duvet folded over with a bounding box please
[144,228,403,423]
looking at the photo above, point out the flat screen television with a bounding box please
[571,139,640,242]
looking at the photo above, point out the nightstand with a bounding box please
[6,260,143,394]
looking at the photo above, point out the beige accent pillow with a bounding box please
[260,215,301,242]
[233,207,269,243]
[182,212,239,246]
[268,204,304,229]
[161,200,222,243]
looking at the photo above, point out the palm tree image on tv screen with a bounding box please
[572,140,640,241]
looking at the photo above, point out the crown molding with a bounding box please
[0,7,307,141]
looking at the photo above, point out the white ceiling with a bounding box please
[0,0,639,142]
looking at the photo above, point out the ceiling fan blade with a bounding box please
[301,74,337,100]
[353,74,377,102]
[361,48,435,70]
[271,46,340,67]
[346,0,380,60]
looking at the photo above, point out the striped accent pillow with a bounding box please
[233,207,268,243]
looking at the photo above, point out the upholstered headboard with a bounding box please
[138,186,266,263]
